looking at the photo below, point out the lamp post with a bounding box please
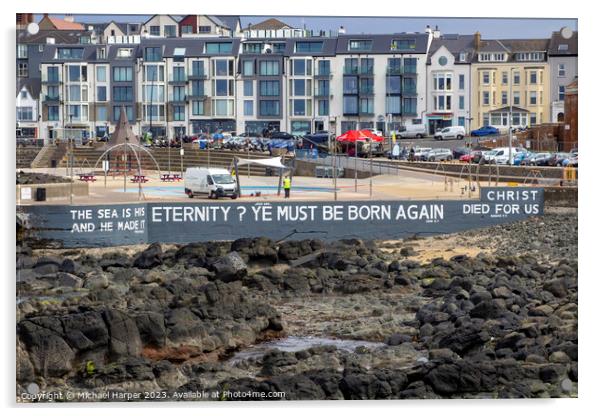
[69,114,73,205]
[508,67,517,164]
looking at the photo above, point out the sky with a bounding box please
[34,14,577,38]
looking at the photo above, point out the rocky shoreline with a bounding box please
[16,208,578,401]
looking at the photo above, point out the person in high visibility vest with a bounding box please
[283,176,291,199]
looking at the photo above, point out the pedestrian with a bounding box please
[283,175,291,199]
[401,145,407,160]
[392,143,400,160]
[409,147,415,162]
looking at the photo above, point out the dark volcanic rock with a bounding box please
[133,242,163,269]
[210,252,247,282]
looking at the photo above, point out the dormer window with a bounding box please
[459,52,466,62]
[478,52,506,62]
[348,40,372,52]
[97,47,106,59]
[558,44,568,51]
[515,52,544,61]
[391,39,416,51]
[116,48,133,58]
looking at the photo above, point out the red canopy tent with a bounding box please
[336,129,383,143]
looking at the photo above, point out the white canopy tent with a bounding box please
[232,156,293,197]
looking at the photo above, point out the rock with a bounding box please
[102,309,142,358]
[492,286,513,298]
[210,252,247,282]
[135,312,166,347]
[561,378,573,394]
[549,351,570,364]
[231,237,278,263]
[539,364,566,383]
[399,247,417,257]
[61,311,109,351]
[55,272,83,288]
[543,279,568,298]
[18,320,75,377]
[133,242,163,269]
[425,364,460,394]
[386,333,412,346]
[83,271,109,290]
[530,305,555,317]
[59,258,76,274]
[469,300,501,320]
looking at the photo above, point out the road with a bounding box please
[380,135,512,151]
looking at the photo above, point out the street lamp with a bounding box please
[508,67,518,164]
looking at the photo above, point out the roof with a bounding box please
[142,14,179,26]
[45,16,85,31]
[548,30,578,56]
[17,78,41,99]
[335,33,430,54]
[17,29,92,44]
[40,44,106,63]
[248,18,294,31]
[214,15,241,31]
[427,34,476,64]
[487,105,529,113]
[477,38,549,53]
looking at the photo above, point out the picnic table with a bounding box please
[78,174,97,182]
[130,174,149,183]
[160,173,182,182]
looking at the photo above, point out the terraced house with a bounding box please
[470,32,550,131]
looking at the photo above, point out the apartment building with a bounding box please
[426,34,474,134]
[16,79,41,138]
[470,33,550,131]
[548,28,578,122]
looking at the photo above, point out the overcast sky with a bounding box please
[34,14,577,38]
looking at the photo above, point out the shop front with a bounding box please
[426,112,453,135]
[191,119,236,135]
[245,121,280,137]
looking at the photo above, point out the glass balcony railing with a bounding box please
[315,89,330,97]
[343,66,359,75]
[359,67,374,75]
[359,87,374,95]
[403,66,417,74]
[169,76,188,83]
[44,95,61,102]
[386,67,403,75]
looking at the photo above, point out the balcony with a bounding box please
[314,89,330,98]
[42,77,61,84]
[401,88,417,96]
[386,67,403,75]
[343,66,359,75]
[43,95,61,103]
[169,76,188,85]
[314,71,333,79]
[402,108,417,116]
[359,87,374,96]
[359,67,374,76]
[188,93,207,100]
[169,95,188,103]
[188,73,208,80]
[403,67,418,76]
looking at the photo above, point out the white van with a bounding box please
[485,147,525,165]
[184,167,238,199]
[395,124,427,139]
[434,126,466,140]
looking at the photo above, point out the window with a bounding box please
[259,100,280,116]
[144,104,164,121]
[386,76,401,94]
[69,85,81,101]
[403,97,417,114]
[529,71,537,84]
[317,60,330,76]
[96,106,107,122]
[206,42,232,54]
[68,66,81,82]
[360,98,374,114]
[244,100,254,116]
[57,48,84,59]
[181,25,193,34]
[516,52,544,61]
[17,107,33,121]
[502,72,508,85]
[243,80,253,97]
[478,53,505,62]
[173,86,186,101]
[513,72,520,85]
[482,71,490,85]
[360,58,374,74]
[116,48,133,58]
[316,80,329,96]
[97,48,106,60]
[149,26,160,36]
[344,58,358,74]
[387,58,402,74]
[483,91,490,106]
[164,25,176,38]
[272,43,286,53]
[292,59,306,76]
[113,67,132,81]
[192,101,204,115]
[173,48,186,62]
[243,60,254,76]
[17,44,27,59]
[559,85,565,101]
[243,43,262,54]
[360,78,374,94]
[348,40,372,51]
[513,91,520,105]
[435,95,451,111]
[558,64,566,77]
[191,80,204,96]
[192,61,204,77]
[529,91,537,105]
[260,80,280,96]
[20,90,27,99]
[198,26,211,33]
[318,100,329,116]
[403,58,417,73]
[48,106,59,121]
[18,63,27,77]
[293,79,306,96]
[343,96,358,114]
[96,66,107,82]
[47,86,59,100]
[386,96,401,114]
[433,73,452,91]
[173,105,185,121]
[173,67,186,81]
[295,41,323,53]
[343,76,358,94]
[530,113,537,125]
[144,65,164,82]
[459,52,466,62]
[47,67,59,82]
[214,79,233,96]
[501,91,508,105]
[292,99,306,116]
[144,47,161,62]
[213,59,233,76]
[97,86,107,101]
[113,86,133,102]
[259,60,280,76]
[459,74,465,90]
[391,38,416,50]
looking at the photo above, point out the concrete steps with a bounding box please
[16,146,43,169]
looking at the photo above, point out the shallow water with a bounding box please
[228,336,386,364]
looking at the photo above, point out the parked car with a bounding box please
[470,126,500,137]
[512,151,533,166]
[488,147,526,165]
[528,152,554,166]
[269,131,295,140]
[434,126,466,140]
[452,147,471,159]
[413,147,432,161]
[426,148,453,162]
[368,128,383,137]
[549,152,574,167]
[460,150,484,163]
[394,124,427,139]
[564,156,578,167]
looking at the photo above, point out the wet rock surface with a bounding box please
[16,209,577,401]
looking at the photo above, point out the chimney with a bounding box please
[433,25,441,39]
[64,14,74,23]
[338,25,346,35]
[474,31,482,50]
[425,25,432,35]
